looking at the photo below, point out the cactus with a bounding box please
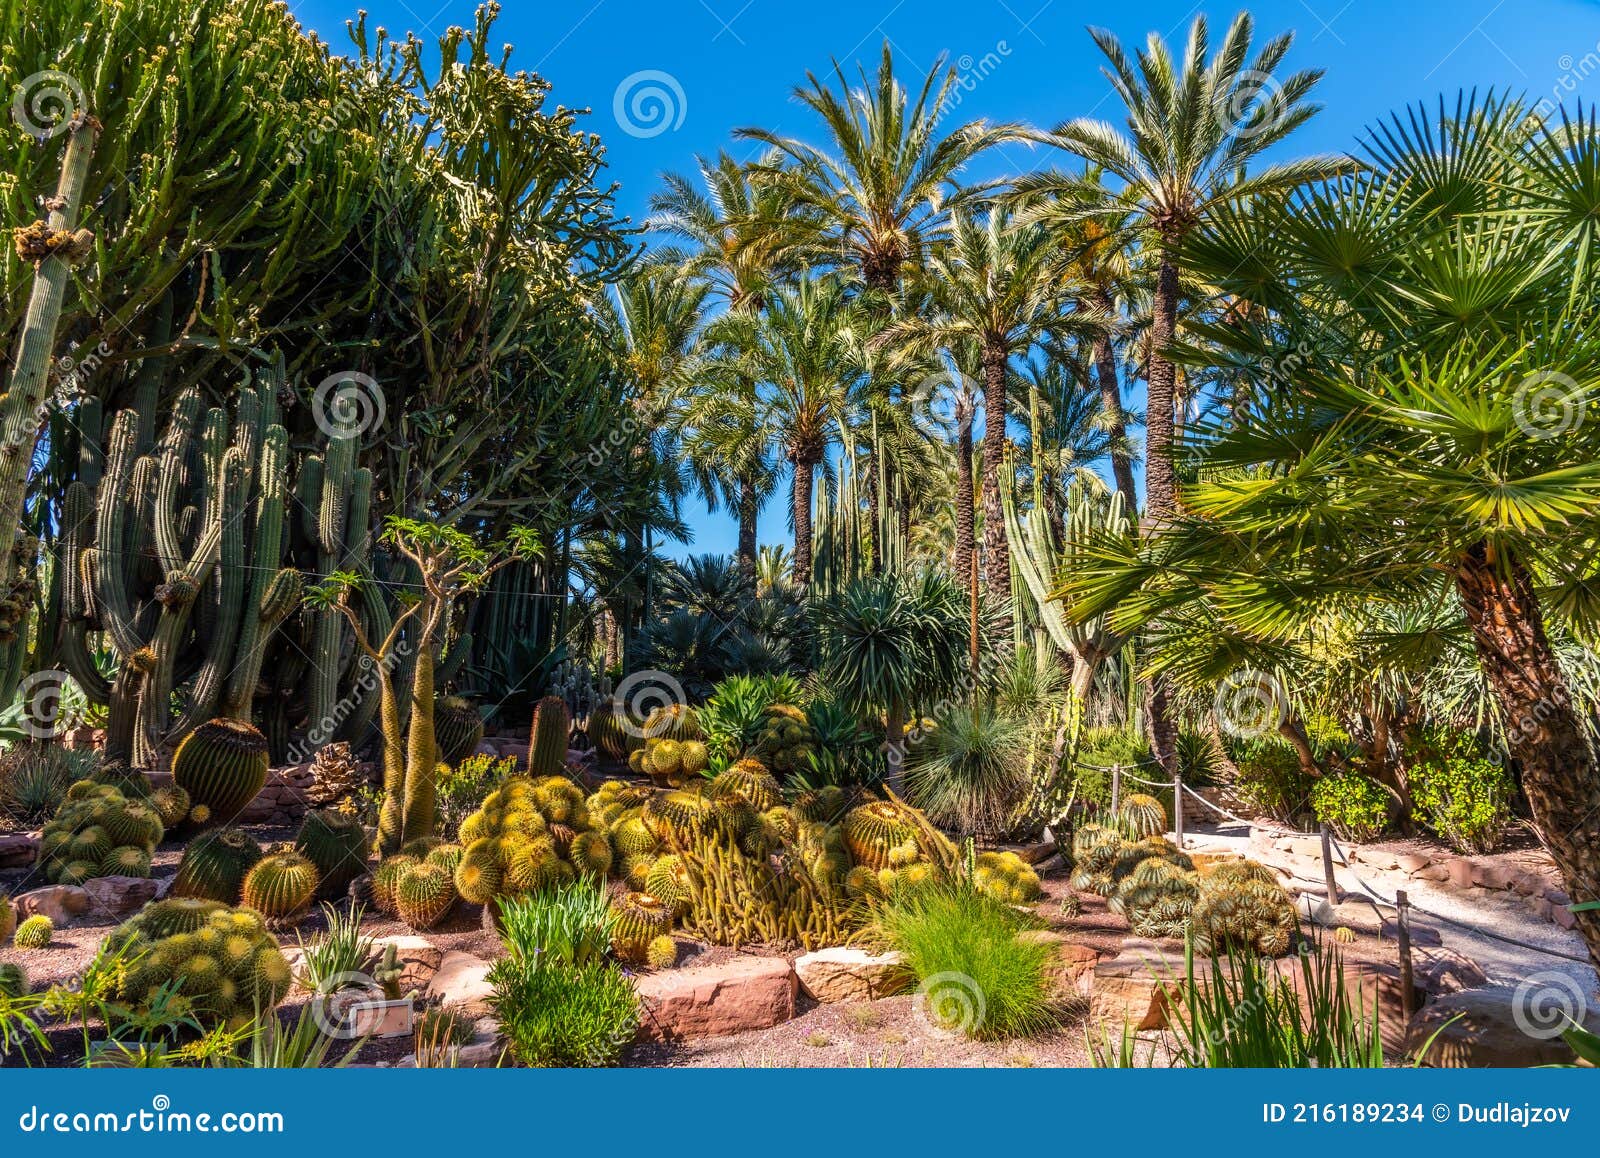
[172,718,271,826]
[973,850,1042,903]
[372,855,420,917]
[586,702,632,762]
[0,892,14,945]
[13,916,53,949]
[373,943,405,999]
[644,854,692,915]
[528,695,570,778]
[647,738,683,781]
[0,962,25,998]
[709,758,781,811]
[294,809,370,898]
[241,851,320,925]
[645,934,677,970]
[396,863,458,930]
[107,904,289,1027]
[610,891,673,962]
[434,696,484,768]
[125,898,229,941]
[841,801,921,870]
[38,782,162,885]
[149,784,192,829]
[172,827,264,903]
[1119,792,1168,839]
[642,790,711,845]
[791,785,849,824]
[753,704,817,775]
[1191,872,1299,958]
[568,830,613,876]
[641,704,700,741]
[610,813,659,858]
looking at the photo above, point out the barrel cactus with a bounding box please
[709,758,782,812]
[294,809,370,898]
[434,696,485,768]
[1118,792,1168,839]
[149,783,193,829]
[644,853,692,915]
[610,891,673,962]
[38,782,162,885]
[13,915,53,949]
[754,703,817,775]
[106,904,290,1029]
[241,851,320,925]
[642,790,710,845]
[585,701,632,762]
[395,863,458,930]
[973,851,1042,903]
[841,801,921,870]
[172,827,264,903]
[1191,872,1299,957]
[127,897,229,941]
[528,695,570,778]
[172,718,271,826]
[645,934,677,970]
[372,854,420,917]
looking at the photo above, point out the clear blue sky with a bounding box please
[292,0,1600,559]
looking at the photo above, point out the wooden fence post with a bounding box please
[1396,889,1416,1021]
[1172,768,1184,848]
[1111,763,1121,815]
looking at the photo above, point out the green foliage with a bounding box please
[1311,771,1392,842]
[1071,726,1151,806]
[437,753,516,838]
[1406,729,1514,854]
[487,956,639,1068]
[294,904,379,995]
[38,780,162,884]
[905,705,1029,837]
[0,962,25,998]
[1231,739,1313,825]
[14,915,53,948]
[875,885,1059,1040]
[0,744,93,823]
[495,878,617,970]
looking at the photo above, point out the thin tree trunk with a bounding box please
[1144,252,1182,772]
[980,345,1012,635]
[1278,714,1322,779]
[736,475,759,585]
[865,452,882,575]
[1093,289,1139,517]
[1456,542,1600,967]
[955,399,976,644]
[792,456,815,588]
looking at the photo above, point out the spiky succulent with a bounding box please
[528,695,570,778]
[642,790,710,845]
[38,782,162,885]
[106,905,289,1028]
[791,785,849,824]
[645,934,678,970]
[1191,876,1299,957]
[171,718,271,825]
[647,739,683,779]
[395,863,458,930]
[241,852,320,924]
[972,851,1042,904]
[149,783,192,829]
[294,809,370,898]
[677,740,710,776]
[568,830,613,876]
[372,854,420,916]
[586,702,632,762]
[644,853,692,915]
[1118,792,1168,839]
[13,915,52,949]
[709,758,782,812]
[610,813,659,858]
[641,703,700,741]
[841,801,921,870]
[434,695,485,768]
[124,898,229,941]
[610,891,673,961]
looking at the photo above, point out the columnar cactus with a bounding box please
[434,696,484,768]
[528,694,569,778]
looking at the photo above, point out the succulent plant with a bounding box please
[434,695,485,768]
[528,695,570,778]
[124,897,230,941]
[677,740,710,776]
[620,853,656,891]
[841,801,921,870]
[38,782,162,886]
[1119,792,1168,839]
[13,915,53,949]
[171,718,271,826]
[642,790,710,845]
[644,853,693,915]
[645,934,677,970]
[647,738,683,779]
[586,701,633,762]
[568,830,613,876]
[100,846,153,878]
[371,854,420,916]
[241,851,320,925]
[791,785,849,824]
[295,809,370,899]
[709,758,782,812]
[610,891,673,961]
[107,904,290,1028]
[1191,876,1299,958]
[396,863,458,930]
[754,703,817,775]
[972,851,1042,903]
[641,703,700,741]
[0,892,14,945]
[610,813,659,858]
[1201,860,1281,890]
[0,962,25,998]
[149,783,193,829]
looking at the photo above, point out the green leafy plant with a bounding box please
[905,705,1029,837]
[487,955,638,1067]
[1231,739,1314,825]
[1406,729,1514,854]
[495,879,617,971]
[294,904,379,994]
[1311,771,1392,842]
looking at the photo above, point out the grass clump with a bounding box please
[874,884,1060,1041]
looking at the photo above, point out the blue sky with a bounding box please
[291,0,1600,559]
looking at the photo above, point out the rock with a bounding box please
[1552,904,1578,931]
[371,935,445,991]
[1415,863,1451,883]
[1412,946,1488,996]
[634,955,797,1041]
[0,832,40,869]
[1016,930,1100,995]
[1444,857,1477,890]
[1395,852,1431,874]
[82,875,158,918]
[1317,899,1385,936]
[1355,848,1400,871]
[425,951,495,1018]
[1007,841,1057,865]
[1469,861,1514,891]
[14,884,91,925]
[1407,986,1595,1067]
[1091,948,1187,1030]
[795,946,910,1002]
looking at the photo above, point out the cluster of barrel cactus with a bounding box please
[629,705,709,787]
[171,827,264,903]
[38,780,163,884]
[105,900,292,1028]
[1190,863,1300,957]
[368,839,465,930]
[973,851,1044,904]
[752,702,818,775]
[445,774,601,913]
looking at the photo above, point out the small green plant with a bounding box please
[437,754,515,838]
[873,885,1059,1040]
[294,904,379,993]
[14,915,53,948]
[495,879,617,970]
[245,1004,366,1068]
[487,957,638,1067]
[1406,729,1514,854]
[1230,738,1313,824]
[1311,771,1391,842]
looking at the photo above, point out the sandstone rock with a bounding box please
[634,955,797,1041]
[1444,857,1477,889]
[1016,930,1100,995]
[0,832,40,869]
[14,884,90,925]
[370,935,444,991]
[1469,861,1515,891]
[1415,864,1451,883]
[425,951,495,1018]
[794,946,909,1002]
[1394,852,1431,874]
[1412,946,1488,996]
[1091,948,1186,1030]
[1007,841,1057,865]
[82,875,158,918]
[1551,904,1577,931]
[1407,986,1596,1067]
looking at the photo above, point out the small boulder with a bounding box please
[634,955,797,1041]
[0,833,40,869]
[1407,986,1596,1067]
[1091,947,1187,1031]
[795,947,910,1002]
[425,951,495,1018]
[14,885,90,925]
[82,875,158,918]
[1016,930,1100,995]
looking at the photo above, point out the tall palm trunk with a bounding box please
[955,396,977,676]
[980,345,1012,634]
[1144,251,1182,773]
[792,455,816,588]
[736,475,759,585]
[1456,543,1600,967]
[1093,289,1139,516]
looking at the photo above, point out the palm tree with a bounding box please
[649,152,809,580]
[879,207,1067,633]
[1029,11,1341,768]
[708,274,871,588]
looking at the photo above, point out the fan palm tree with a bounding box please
[1026,11,1342,769]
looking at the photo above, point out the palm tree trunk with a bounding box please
[1144,251,1182,773]
[980,345,1012,633]
[1093,290,1139,517]
[1456,542,1600,967]
[955,403,976,636]
[792,456,816,588]
[737,476,759,585]
[865,452,882,575]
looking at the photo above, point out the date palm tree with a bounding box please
[1028,11,1342,768]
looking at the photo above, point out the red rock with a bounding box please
[1408,987,1596,1067]
[14,884,90,925]
[82,875,158,918]
[0,833,39,869]
[1394,852,1431,874]
[634,955,797,1041]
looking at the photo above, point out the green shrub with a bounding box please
[437,754,517,839]
[1071,726,1151,807]
[495,879,616,970]
[875,885,1059,1040]
[1406,730,1514,854]
[905,705,1029,836]
[487,957,638,1067]
[1231,739,1313,823]
[0,744,92,823]
[1311,771,1391,842]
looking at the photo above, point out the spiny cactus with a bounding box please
[585,701,632,762]
[241,851,319,925]
[106,904,290,1029]
[645,934,677,970]
[372,855,420,917]
[172,718,271,826]
[294,809,370,899]
[973,851,1042,903]
[678,740,710,776]
[434,696,484,769]
[568,830,613,876]
[528,695,569,778]
[124,897,229,941]
[709,758,781,812]
[610,891,673,962]
[0,892,14,945]
[172,827,264,904]
[0,962,25,998]
[395,863,458,930]
[641,703,699,742]
[38,781,162,884]
[841,801,921,870]
[646,738,683,783]
[645,853,692,915]
[14,916,54,949]
[149,783,192,829]
[1119,792,1168,839]
[791,785,850,824]
[642,790,711,845]
[754,703,817,775]
[1191,873,1299,958]
[610,812,660,858]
